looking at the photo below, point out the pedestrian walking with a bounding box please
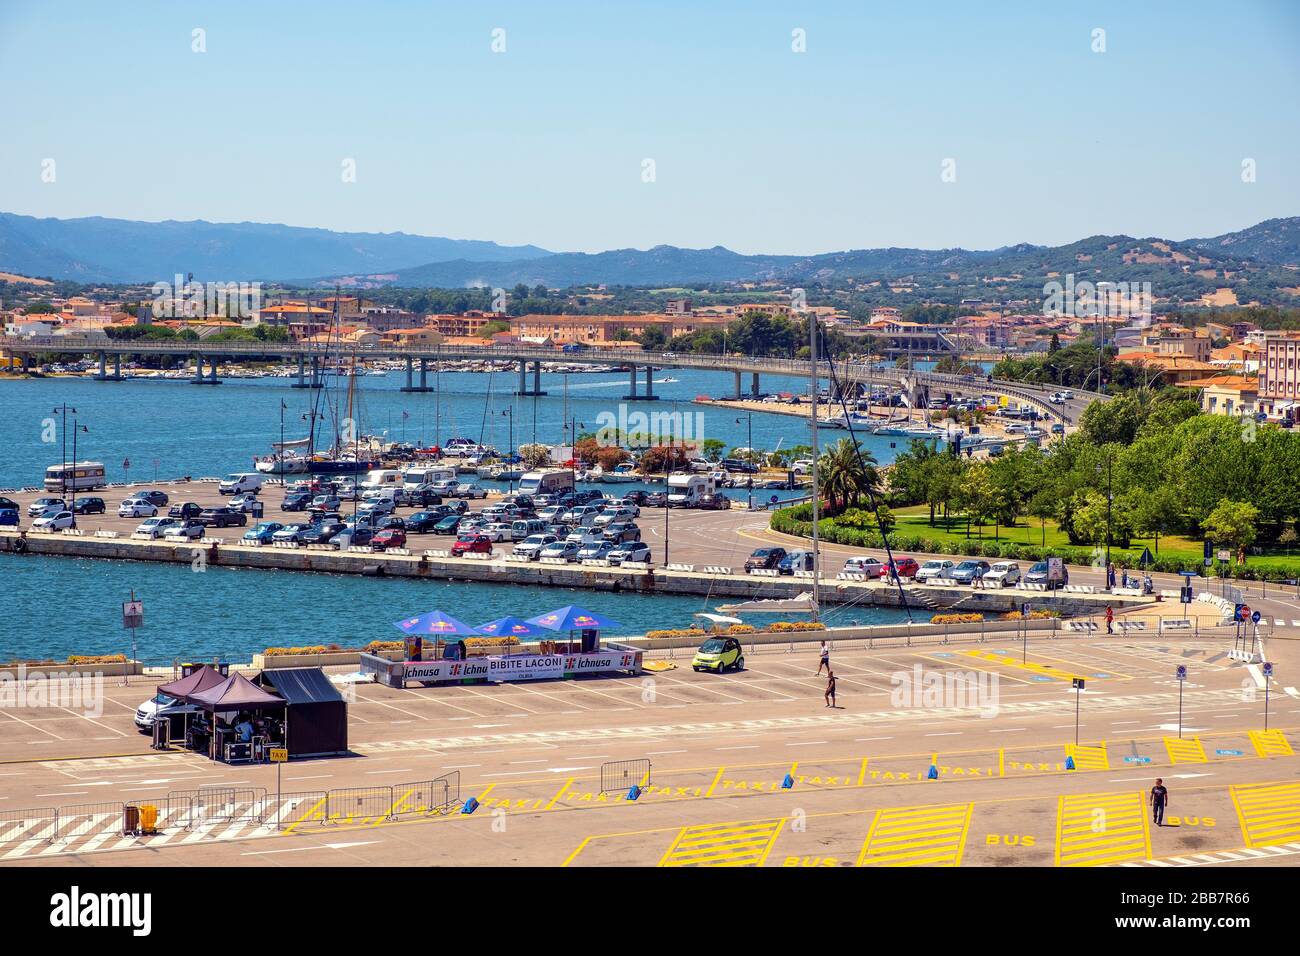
[1105,605,1114,634]
[815,640,830,676]
[1149,778,1169,826]
[1106,562,1116,590]
[824,670,837,708]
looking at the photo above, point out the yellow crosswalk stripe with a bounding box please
[1055,791,1150,867]
[1163,736,1207,764]
[659,818,785,867]
[1231,782,1300,847]
[856,803,973,867]
[1249,729,1294,758]
[1065,742,1110,771]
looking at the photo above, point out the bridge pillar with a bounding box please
[192,354,205,383]
[400,355,434,392]
[533,360,544,396]
[419,358,428,390]
[514,359,546,397]
[405,356,413,389]
[644,364,655,400]
[624,364,639,401]
[733,370,742,399]
[290,352,317,388]
[750,372,760,398]
[98,352,106,378]
[192,354,222,384]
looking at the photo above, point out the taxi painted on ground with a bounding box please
[692,636,744,673]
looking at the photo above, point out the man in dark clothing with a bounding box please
[1149,778,1168,826]
[824,671,837,708]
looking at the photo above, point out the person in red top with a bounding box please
[1105,605,1114,634]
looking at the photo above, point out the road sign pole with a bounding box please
[1075,687,1080,746]
[1265,681,1270,732]
[1178,680,1183,739]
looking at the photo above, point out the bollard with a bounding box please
[926,765,939,780]
[1065,755,1076,771]
[461,796,480,814]
[781,773,794,790]
[626,785,641,801]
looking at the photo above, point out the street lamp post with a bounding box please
[1096,454,1113,570]
[69,417,88,529]
[502,406,514,492]
[53,404,76,502]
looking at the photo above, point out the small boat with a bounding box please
[602,463,639,483]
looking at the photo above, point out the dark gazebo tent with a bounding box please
[190,673,287,762]
[255,668,349,758]
[156,664,227,701]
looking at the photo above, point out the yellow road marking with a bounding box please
[1163,736,1206,764]
[855,802,973,867]
[1230,782,1300,847]
[545,777,574,811]
[1065,742,1109,771]
[659,818,785,867]
[960,649,1090,682]
[705,766,725,798]
[562,837,592,867]
[857,757,869,787]
[1249,729,1294,758]
[283,795,326,835]
[376,787,414,826]
[1055,791,1149,867]
[998,748,1005,777]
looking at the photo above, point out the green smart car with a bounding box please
[692,636,744,673]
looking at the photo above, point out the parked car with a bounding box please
[117,497,157,518]
[455,483,487,499]
[300,521,346,545]
[692,636,744,673]
[218,473,264,496]
[644,492,668,508]
[611,498,641,517]
[163,520,206,541]
[915,559,955,582]
[281,491,314,512]
[513,533,559,560]
[593,507,635,528]
[167,501,202,519]
[357,498,395,519]
[272,523,311,544]
[0,508,19,527]
[539,539,580,562]
[479,522,513,542]
[242,521,284,544]
[695,493,731,510]
[983,561,1021,588]
[745,547,787,571]
[197,507,247,528]
[138,489,170,507]
[880,557,921,580]
[1024,561,1068,586]
[29,496,66,518]
[73,496,106,515]
[134,516,179,539]
[601,521,641,544]
[401,511,439,533]
[778,550,814,575]
[432,515,463,535]
[0,496,19,512]
[948,559,991,584]
[576,539,616,561]
[32,510,75,531]
[371,528,408,551]
[227,493,260,513]
[608,541,652,566]
[842,555,885,576]
[451,533,493,557]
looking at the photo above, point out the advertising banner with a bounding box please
[561,650,642,675]
[486,654,566,682]
[403,659,490,683]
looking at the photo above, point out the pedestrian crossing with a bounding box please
[1164,736,1207,764]
[1065,743,1110,771]
[659,819,785,867]
[856,803,973,866]
[1119,842,1300,867]
[1055,791,1150,867]
[1230,782,1300,847]
[1249,729,1294,757]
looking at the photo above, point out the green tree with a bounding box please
[1201,499,1260,556]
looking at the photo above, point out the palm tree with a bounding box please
[818,439,879,514]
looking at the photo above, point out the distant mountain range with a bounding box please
[0,213,550,284]
[2,213,1298,305]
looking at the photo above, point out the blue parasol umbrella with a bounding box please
[392,609,479,637]
[527,605,622,632]
[475,615,546,638]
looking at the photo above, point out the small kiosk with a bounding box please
[254,668,349,758]
[152,664,229,748]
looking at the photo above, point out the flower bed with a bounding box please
[930,613,985,624]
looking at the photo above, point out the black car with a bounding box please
[281,491,314,512]
[0,496,19,512]
[621,490,648,506]
[696,493,731,510]
[337,526,374,548]
[407,489,443,508]
[197,507,247,528]
[301,521,346,545]
[375,515,407,531]
[405,511,445,533]
[74,496,106,515]
[167,501,203,519]
[139,489,169,507]
[432,515,463,535]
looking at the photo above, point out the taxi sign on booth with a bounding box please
[270,748,288,763]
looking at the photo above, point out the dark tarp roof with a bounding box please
[156,665,227,701]
[256,668,344,705]
[190,672,285,710]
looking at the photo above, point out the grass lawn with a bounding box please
[892,505,1202,564]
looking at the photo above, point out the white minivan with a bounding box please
[360,469,402,492]
[218,473,265,495]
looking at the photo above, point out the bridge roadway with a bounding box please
[3,337,1105,423]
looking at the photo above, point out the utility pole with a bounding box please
[736,412,753,509]
[69,415,88,529]
[53,404,75,501]
[809,313,821,621]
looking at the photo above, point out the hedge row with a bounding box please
[770,506,1300,582]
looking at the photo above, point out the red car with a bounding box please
[451,533,493,557]
[879,557,920,580]
[371,528,407,551]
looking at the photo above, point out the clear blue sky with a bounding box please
[2,0,1297,255]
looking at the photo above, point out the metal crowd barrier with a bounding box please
[600,759,651,794]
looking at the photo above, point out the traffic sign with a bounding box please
[1180,585,1193,604]
[269,748,288,763]
[1139,547,1154,567]
[122,600,143,629]
[1217,549,1232,562]
[1176,665,1187,682]
[1263,662,1273,677]
[1252,611,1262,624]
[1072,678,1086,690]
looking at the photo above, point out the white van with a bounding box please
[519,469,576,498]
[403,465,456,490]
[218,473,265,495]
[667,473,716,507]
[360,469,402,492]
